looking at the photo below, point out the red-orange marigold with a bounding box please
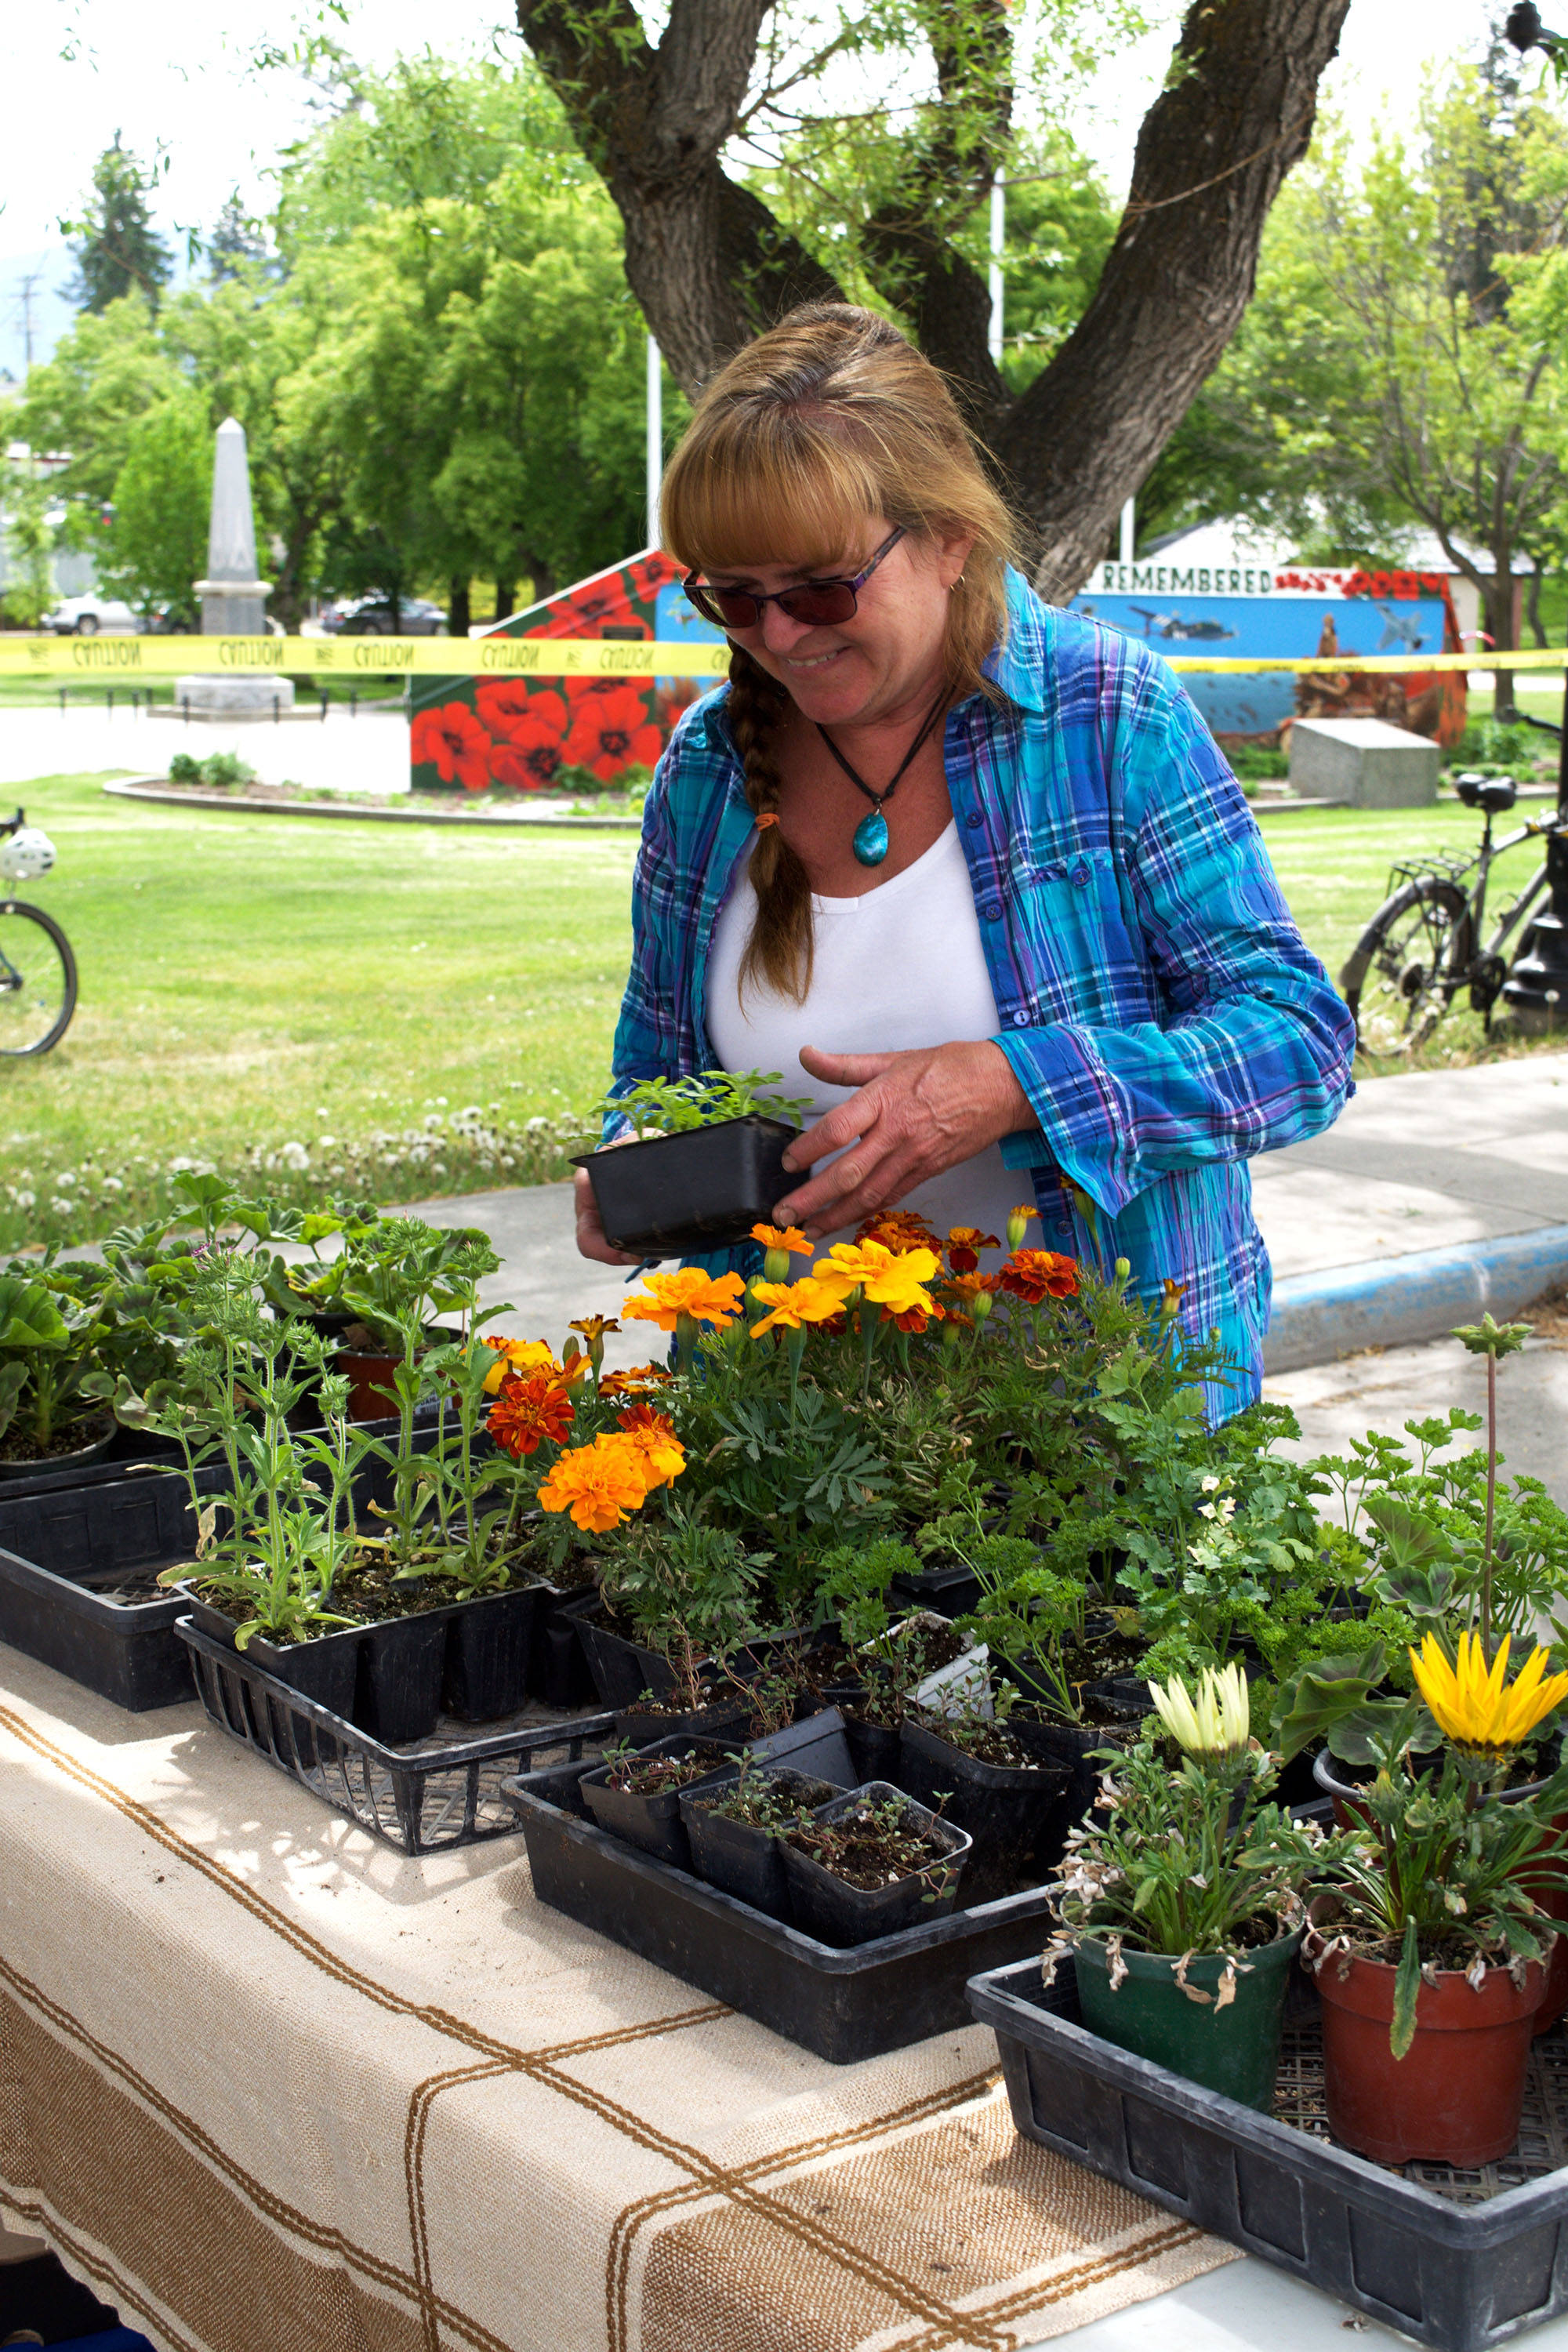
[487,1367,575,1457]
[997,1249,1080,1303]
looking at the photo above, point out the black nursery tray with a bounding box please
[968,1955,1568,2352]
[502,1750,1055,2063]
[575,1114,799,1256]
[0,1463,229,1709]
[176,1615,615,1854]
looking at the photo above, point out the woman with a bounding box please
[575,303,1355,1407]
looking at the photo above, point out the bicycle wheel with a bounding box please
[0,901,78,1056]
[1339,876,1472,1052]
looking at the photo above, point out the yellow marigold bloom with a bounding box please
[536,1433,652,1532]
[749,1276,845,1336]
[813,1239,939,1317]
[1005,1203,1037,1252]
[751,1224,810,1255]
[1410,1632,1568,1758]
[621,1268,746,1333]
[480,1334,582,1395]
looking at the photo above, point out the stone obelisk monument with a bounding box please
[175,416,294,717]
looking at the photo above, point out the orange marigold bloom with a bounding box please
[481,1334,572,1395]
[749,1276,846,1336]
[884,1300,946,1333]
[597,1363,673,1401]
[536,1433,651,1532]
[615,1403,686,1491]
[856,1208,941,1253]
[750,1224,811,1255]
[487,1367,575,1458]
[945,1225,1001,1274]
[998,1249,1080,1303]
[622,1268,746,1333]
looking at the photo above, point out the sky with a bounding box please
[0,0,1522,383]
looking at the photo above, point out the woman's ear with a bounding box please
[935,530,976,589]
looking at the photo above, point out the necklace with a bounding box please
[815,691,949,868]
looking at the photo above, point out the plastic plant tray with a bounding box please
[176,1615,615,1854]
[502,1751,1057,2063]
[968,1953,1568,2352]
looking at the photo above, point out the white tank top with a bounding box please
[706,822,1026,1253]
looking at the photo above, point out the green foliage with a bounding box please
[100,394,211,621]
[169,751,256,789]
[0,466,57,627]
[601,1068,814,1138]
[63,136,173,316]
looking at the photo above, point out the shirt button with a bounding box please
[1054,1218,1073,1236]
[965,809,984,829]
[980,899,1003,921]
[1070,863,1091,889]
[1010,1009,1030,1027]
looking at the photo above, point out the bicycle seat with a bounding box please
[1454,771,1518,813]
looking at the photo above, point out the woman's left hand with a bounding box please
[772,1042,1036,1239]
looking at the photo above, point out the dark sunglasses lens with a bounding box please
[695,586,761,627]
[779,583,856,624]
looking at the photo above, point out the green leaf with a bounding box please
[1389,1915,1421,2060]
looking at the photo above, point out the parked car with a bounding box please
[42,594,142,637]
[321,594,447,637]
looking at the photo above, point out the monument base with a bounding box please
[166,676,299,720]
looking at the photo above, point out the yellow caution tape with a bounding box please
[0,633,1563,681]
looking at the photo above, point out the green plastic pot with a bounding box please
[1073,1923,1304,2111]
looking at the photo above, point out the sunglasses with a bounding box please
[683,525,906,632]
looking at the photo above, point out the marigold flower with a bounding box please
[1005,1203,1037,1252]
[856,1207,940,1253]
[945,1225,1000,1274]
[884,1300,946,1333]
[749,1276,846,1336]
[487,1367,575,1458]
[945,1269,1000,1323]
[481,1334,572,1395]
[622,1269,746,1333]
[536,1433,652,1532]
[752,1222,812,1283]
[597,1363,673,1401]
[1410,1632,1568,1760]
[615,1403,686,1491]
[1159,1277,1190,1321]
[813,1239,940,1318]
[998,1248,1080,1303]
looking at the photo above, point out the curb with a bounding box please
[100,779,643,831]
[1263,1223,1568,1374]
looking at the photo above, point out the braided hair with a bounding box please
[726,643,815,1002]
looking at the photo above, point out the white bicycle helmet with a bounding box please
[1,829,57,883]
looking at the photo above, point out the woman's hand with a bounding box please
[772,1041,1036,1238]
[573,1163,648,1266]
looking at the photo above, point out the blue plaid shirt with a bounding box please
[609,572,1355,1406]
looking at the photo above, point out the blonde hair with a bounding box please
[660,303,1017,1002]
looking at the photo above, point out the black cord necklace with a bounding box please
[815,691,949,868]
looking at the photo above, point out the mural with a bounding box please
[408,550,728,794]
[1071,566,1467,748]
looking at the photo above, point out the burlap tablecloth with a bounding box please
[0,1647,1235,2352]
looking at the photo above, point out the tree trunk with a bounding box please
[495,581,516,622]
[517,0,1351,603]
[1486,566,1519,720]
[449,578,471,637]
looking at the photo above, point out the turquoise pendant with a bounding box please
[852,808,889,866]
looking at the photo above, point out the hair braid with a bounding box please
[727,644,815,1004]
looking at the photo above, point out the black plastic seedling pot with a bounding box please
[577,1737,736,1867]
[680,1767,840,1922]
[442,1584,540,1722]
[898,1718,1073,1904]
[503,1754,1057,2063]
[967,1954,1568,2352]
[575,1606,679,1711]
[574,1115,800,1256]
[779,1781,972,1948]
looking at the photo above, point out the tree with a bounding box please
[514,0,1352,597]
[63,136,173,314]
[1174,61,1568,712]
[207,197,272,282]
[99,394,211,622]
[0,465,56,627]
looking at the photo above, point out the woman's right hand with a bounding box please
[573,1163,646,1266]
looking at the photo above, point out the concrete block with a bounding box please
[1288,716,1440,808]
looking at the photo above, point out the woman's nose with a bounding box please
[759,601,818,655]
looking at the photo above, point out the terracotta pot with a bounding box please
[336,1348,402,1421]
[1308,1930,1542,2165]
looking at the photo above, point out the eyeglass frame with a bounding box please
[681,525,907,633]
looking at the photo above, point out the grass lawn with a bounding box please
[0,770,1562,1252]
[0,771,639,1250]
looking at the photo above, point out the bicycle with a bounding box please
[0,810,77,1057]
[1338,768,1566,1051]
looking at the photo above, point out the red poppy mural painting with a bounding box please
[408,551,726,796]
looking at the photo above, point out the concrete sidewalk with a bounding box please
[0,701,410,797]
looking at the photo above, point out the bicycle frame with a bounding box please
[1385,805,1565,1021]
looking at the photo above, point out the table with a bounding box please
[0,1646,1232,2352]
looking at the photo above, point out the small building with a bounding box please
[1075,520,1467,748]
[409,550,727,794]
